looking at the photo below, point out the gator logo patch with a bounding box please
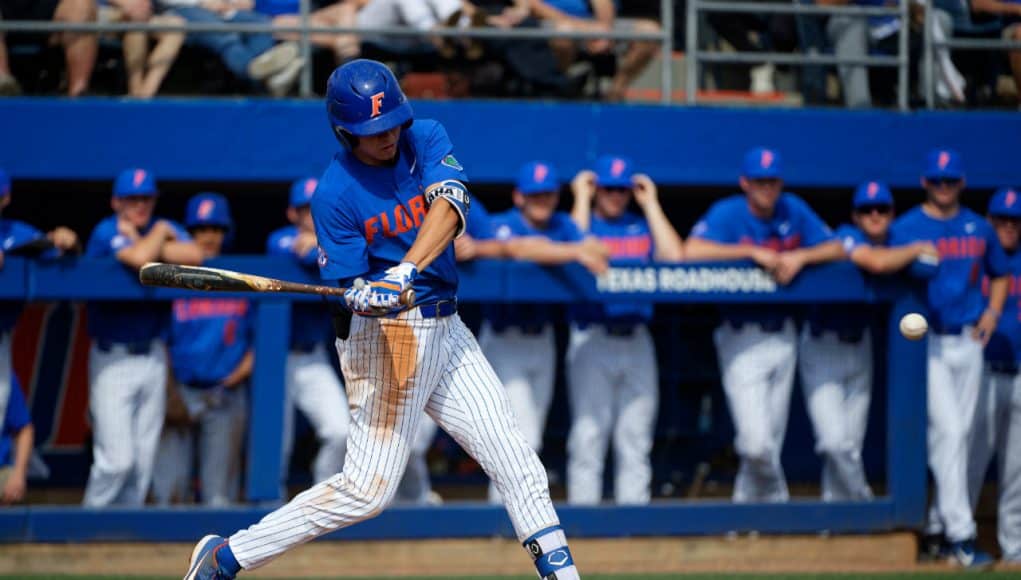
[441,155,463,170]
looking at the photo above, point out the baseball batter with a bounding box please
[686,147,843,503]
[185,59,579,580]
[158,193,252,506]
[267,177,349,489]
[892,149,1006,568]
[801,181,938,502]
[0,169,78,441]
[967,187,1021,563]
[482,160,609,503]
[84,168,202,508]
[566,155,683,505]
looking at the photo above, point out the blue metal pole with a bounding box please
[246,299,290,503]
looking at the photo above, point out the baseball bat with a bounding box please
[138,262,415,306]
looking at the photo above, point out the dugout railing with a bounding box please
[0,256,927,542]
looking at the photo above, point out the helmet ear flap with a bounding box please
[334,126,359,150]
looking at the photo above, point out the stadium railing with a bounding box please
[0,256,927,542]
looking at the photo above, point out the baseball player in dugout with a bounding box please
[480,160,610,503]
[0,169,77,504]
[267,178,350,493]
[83,168,202,508]
[184,59,581,580]
[685,148,844,504]
[566,155,683,505]
[154,193,252,507]
[892,149,1006,569]
[801,181,939,503]
[967,187,1021,566]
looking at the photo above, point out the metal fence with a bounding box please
[1,0,1020,108]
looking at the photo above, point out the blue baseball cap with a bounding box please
[290,177,318,208]
[989,187,1021,218]
[516,161,560,195]
[742,147,782,179]
[185,192,233,230]
[0,169,9,197]
[113,168,158,197]
[594,155,634,188]
[923,148,964,180]
[853,180,894,209]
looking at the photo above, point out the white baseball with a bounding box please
[899,313,928,340]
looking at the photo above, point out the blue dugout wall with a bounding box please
[0,257,927,542]
[2,98,1021,187]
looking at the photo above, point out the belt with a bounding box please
[727,319,787,333]
[932,324,967,335]
[95,339,153,355]
[989,360,1019,374]
[291,342,319,354]
[403,300,457,319]
[577,322,641,337]
[809,325,866,344]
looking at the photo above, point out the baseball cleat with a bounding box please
[947,539,994,569]
[184,534,235,580]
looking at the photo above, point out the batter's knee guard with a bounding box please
[523,526,580,580]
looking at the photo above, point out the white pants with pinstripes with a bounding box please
[230,311,560,569]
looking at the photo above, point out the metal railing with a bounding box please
[0,0,677,102]
[686,0,910,110]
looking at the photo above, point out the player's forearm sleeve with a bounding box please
[425,179,471,239]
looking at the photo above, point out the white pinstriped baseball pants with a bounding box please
[230,311,560,569]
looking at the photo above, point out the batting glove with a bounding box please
[345,262,417,316]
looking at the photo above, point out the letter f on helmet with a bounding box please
[326,59,413,148]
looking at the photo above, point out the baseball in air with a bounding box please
[899,313,928,340]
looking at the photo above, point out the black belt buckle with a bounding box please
[419,300,457,319]
[605,324,636,337]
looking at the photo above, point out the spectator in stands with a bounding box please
[821,0,964,106]
[567,156,682,505]
[530,0,660,100]
[0,375,32,504]
[158,193,251,506]
[157,0,304,96]
[322,0,472,60]
[685,148,843,503]
[970,0,1021,106]
[82,168,202,508]
[0,0,98,96]
[257,0,363,62]
[101,0,186,97]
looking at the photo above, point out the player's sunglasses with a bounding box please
[927,177,962,187]
[855,205,892,216]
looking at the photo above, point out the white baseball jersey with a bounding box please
[798,326,874,501]
[83,342,167,507]
[282,346,350,486]
[229,312,561,568]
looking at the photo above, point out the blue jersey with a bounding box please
[806,224,880,338]
[891,206,1008,331]
[983,249,1021,366]
[572,211,655,325]
[1,218,48,334]
[169,298,252,387]
[485,209,582,331]
[691,193,835,326]
[254,0,297,15]
[85,215,191,343]
[0,376,31,467]
[312,119,468,307]
[267,225,334,347]
[544,0,593,17]
[466,200,495,240]
[853,0,900,40]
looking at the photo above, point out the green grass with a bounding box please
[3,574,1017,580]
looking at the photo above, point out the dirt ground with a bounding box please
[0,533,954,577]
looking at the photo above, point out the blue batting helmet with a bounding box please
[185,192,233,231]
[326,59,413,147]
